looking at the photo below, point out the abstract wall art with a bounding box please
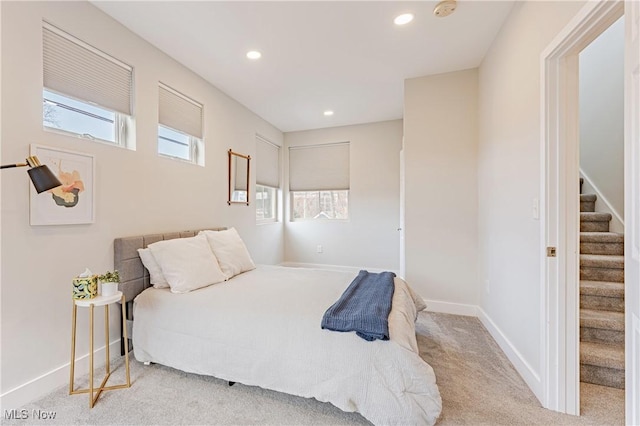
[29,144,95,225]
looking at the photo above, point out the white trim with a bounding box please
[0,340,121,411]
[278,261,399,275]
[579,169,624,232]
[477,307,543,401]
[423,299,477,317]
[624,0,640,422]
[541,0,624,415]
[631,314,640,423]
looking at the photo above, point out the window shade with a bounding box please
[43,23,133,115]
[289,142,350,191]
[256,136,280,188]
[159,84,203,139]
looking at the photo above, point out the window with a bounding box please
[42,22,132,146]
[256,185,277,221]
[158,125,195,161]
[289,142,350,221]
[158,83,203,164]
[291,190,349,220]
[43,90,121,143]
[256,136,280,222]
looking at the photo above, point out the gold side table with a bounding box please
[69,291,131,408]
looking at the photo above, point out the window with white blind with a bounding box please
[289,142,350,221]
[158,83,204,164]
[256,136,280,222]
[42,22,133,146]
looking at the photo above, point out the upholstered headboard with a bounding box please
[114,228,226,302]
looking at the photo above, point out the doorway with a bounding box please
[541,0,640,423]
[577,11,625,408]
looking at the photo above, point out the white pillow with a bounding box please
[147,234,227,293]
[137,248,170,289]
[199,228,255,279]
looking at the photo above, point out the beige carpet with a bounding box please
[418,312,625,425]
[3,312,625,425]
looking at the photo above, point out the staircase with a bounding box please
[579,191,625,389]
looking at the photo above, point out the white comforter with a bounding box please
[133,265,442,425]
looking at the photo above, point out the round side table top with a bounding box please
[74,291,122,307]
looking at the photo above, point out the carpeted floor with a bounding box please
[417,313,624,425]
[4,312,625,425]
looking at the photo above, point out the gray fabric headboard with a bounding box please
[114,228,226,302]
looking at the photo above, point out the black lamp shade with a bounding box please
[27,165,62,193]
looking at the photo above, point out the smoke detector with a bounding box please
[433,0,457,18]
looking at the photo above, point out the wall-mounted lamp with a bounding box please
[1,156,62,193]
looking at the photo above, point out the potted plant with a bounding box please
[98,270,120,296]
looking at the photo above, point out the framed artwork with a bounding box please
[29,144,95,225]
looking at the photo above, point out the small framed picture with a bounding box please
[29,144,95,225]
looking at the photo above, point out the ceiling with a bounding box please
[92,1,515,133]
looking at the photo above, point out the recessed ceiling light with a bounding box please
[246,50,262,60]
[323,110,334,116]
[394,13,414,26]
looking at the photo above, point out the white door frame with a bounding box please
[399,147,406,278]
[623,1,640,423]
[540,0,623,415]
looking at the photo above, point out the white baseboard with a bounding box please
[279,262,400,275]
[0,340,121,411]
[423,299,478,317]
[477,307,543,402]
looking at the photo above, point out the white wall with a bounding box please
[403,69,479,308]
[283,120,402,271]
[579,17,624,219]
[1,1,283,406]
[477,0,585,399]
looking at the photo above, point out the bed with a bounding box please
[114,228,442,425]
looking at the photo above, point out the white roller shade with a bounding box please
[43,23,133,115]
[159,84,203,139]
[256,136,280,188]
[289,142,350,191]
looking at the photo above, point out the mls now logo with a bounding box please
[4,409,28,420]
[4,409,57,420]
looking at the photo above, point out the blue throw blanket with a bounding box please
[321,270,395,341]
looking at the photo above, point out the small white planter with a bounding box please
[101,281,119,297]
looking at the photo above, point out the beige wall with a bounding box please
[1,1,283,404]
[283,120,402,271]
[477,0,586,398]
[403,69,479,305]
[579,17,624,218]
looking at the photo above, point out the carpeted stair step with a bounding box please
[581,306,624,345]
[580,232,624,255]
[580,308,625,333]
[581,326,625,345]
[580,254,624,283]
[580,194,597,212]
[580,341,625,389]
[580,212,612,232]
[580,280,625,298]
[580,285,625,313]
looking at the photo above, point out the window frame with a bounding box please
[157,124,200,163]
[42,89,128,147]
[289,189,349,222]
[157,83,204,165]
[256,184,278,224]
